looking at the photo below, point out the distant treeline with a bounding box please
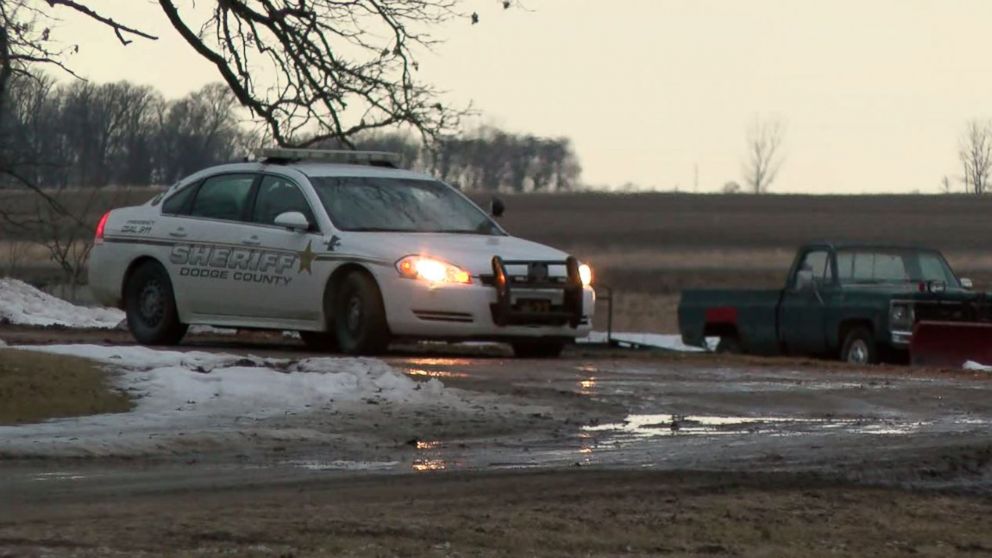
[0,76,581,192]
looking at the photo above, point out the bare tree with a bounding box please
[742,117,785,194]
[959,119,992,195]
[2,1,512,150]
[940,175,954,194]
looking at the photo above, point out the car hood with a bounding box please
[343,232,571,275]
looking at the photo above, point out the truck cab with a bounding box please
[679,242,973,364]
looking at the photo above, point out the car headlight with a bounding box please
[579,263,593,287]
[396,256,472,285]
[890,303,914,330]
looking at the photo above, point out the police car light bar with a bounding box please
[257,147,401,166]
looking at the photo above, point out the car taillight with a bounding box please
[94,211,110,244]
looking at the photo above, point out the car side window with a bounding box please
[189,174,256,222]
[798,250,833,286]
[162,183,197,215]
[252,175,316,228]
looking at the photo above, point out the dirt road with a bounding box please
[2,327,992,556]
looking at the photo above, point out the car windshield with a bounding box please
[310,176,502,235]
[836,249,958,286]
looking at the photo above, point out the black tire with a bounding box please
[840,326,877,365]
[299,331,338,353]
[333,271,390,355]
[716,336,743,354]
[512,340,566,358]
[124,261,187,346]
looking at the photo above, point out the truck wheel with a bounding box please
[299,331,338,353]
[334,271,390,355]
[841,327,877,365]
[124,261,187,346]
[512,340,566,358]
[716,336,742,354]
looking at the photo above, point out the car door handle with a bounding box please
[169,228,187,238]
[242,236,261,246]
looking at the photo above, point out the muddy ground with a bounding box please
[2,326,992,556]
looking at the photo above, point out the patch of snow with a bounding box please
[964,361,992,372]
[188,325,239,335]
[582,331,717,352]
[0,339,6,347]
[1,344,464,457]
[0,278,124,329]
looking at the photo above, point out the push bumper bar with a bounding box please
[489,256,584,328]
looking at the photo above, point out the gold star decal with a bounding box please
[298,240,316,274]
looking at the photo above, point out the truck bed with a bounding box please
[678,289,784,355]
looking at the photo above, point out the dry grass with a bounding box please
[0,349,132,424]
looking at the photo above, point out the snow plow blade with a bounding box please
[910,321,992,368]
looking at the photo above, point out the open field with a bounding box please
[482,192,992,331]
[6,189,992,330]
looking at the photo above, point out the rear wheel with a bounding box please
[840,327,877,365]
[124,261,187,346]
[334,271,390,355]
[512,340,566,358]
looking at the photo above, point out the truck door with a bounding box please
[778,248,835,355]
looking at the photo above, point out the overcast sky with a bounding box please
[56,0,992,193]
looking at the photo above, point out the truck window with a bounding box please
[837,249,954,284]
[797,250,833,286]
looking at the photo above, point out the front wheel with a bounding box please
[334,272,390,355]
[840,327,877,365]
[124,261,187,345]
[512,340,566,358]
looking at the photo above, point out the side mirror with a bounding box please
[273,211,310,232]
[961,277,974,289]
[490,197,505,218]
[794,269,814,292]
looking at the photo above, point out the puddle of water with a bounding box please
[851,422,929,435]
[405,358,473,367]
[584,414,844,439]
[405,368,470,379]
[412,458,447,472]
[31,472,87,482]
[286,460,400,471]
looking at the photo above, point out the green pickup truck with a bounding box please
[678,242,981,364]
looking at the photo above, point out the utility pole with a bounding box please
[693,163,699,193]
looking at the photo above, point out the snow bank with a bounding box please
[582,331,717,352]
[23,344,448,417]
[0,278,124,328]
[0,344,463,456]
[964,361,992,372]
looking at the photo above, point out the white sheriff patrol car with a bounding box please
[89,149,595,357]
